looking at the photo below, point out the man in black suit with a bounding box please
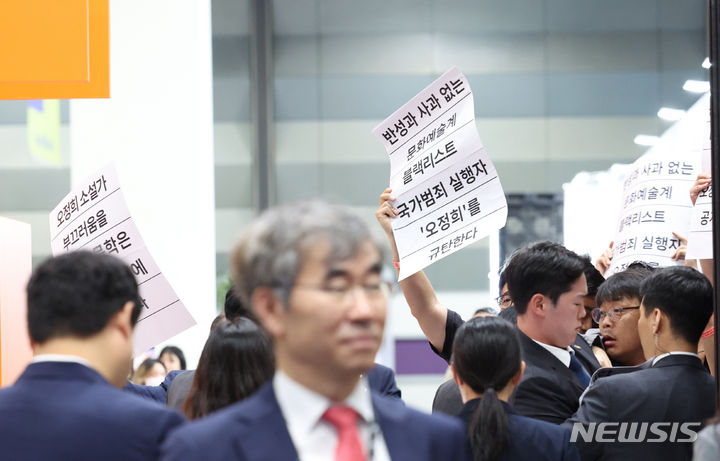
[503,242,600,423]
[377,190,599,423]
[0,252,184,461]
[566,266,715,461]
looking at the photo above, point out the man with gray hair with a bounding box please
[161,201,469,461]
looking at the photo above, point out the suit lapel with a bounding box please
[572,334,601,373]
[519,331,586,391]
[235,383,299,461]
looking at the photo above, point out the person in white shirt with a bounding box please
[161,201,470,461]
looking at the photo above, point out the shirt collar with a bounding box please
[32,354,92,368]
[532,339,572,367]
[652,351,700,366]
[273,370,375,440]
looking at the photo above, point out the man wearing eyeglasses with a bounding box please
[161,201,470,461]
[566,266,715,461]
[591,267,649,368]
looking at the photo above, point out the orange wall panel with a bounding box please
[0,0,109,99]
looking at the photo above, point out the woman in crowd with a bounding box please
[131,358,167,386]
[182,317,275,420]
[451,316,580,461]
[159,345,187,372]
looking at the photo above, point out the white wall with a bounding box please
[70,0,216,368]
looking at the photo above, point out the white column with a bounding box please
[70,0,215,368]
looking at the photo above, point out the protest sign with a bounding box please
[49,164,195,355]
[373,67,507,280]
[686,94,712,259]
[607,149,699,276]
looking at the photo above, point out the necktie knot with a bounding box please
[569,352,591,388]
[322,405,365,461]
[323,405,359,429]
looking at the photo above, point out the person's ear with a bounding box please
[252,287,286,338]
[650,308,662,335]
[511,360,526,386]
[450,363,463,387]
[111,301,135,340]
[528,294,546,318]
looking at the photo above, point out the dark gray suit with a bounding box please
[565,354,715,461]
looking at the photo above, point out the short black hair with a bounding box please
[159,345,187,370]
[582,256,604,297]
[27,252,142,343]
[503,242,586,315]
[595,269,646,307]
[224,286,256,322]
[639,266,713,345]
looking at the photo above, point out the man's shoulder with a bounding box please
[372,392,464,434]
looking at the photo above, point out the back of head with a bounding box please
[183,317,275,419]
[503,241,586,315]
[224,286,256,322]
[27,251,142,344]
[639,266,713,345]
[582,256,605,298]
[452,317,521,461]
[231,200,384,305]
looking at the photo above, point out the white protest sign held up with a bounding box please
[607,148,699,276]
[49,164,196,355]
[373,67,507,280]
[686,94,712,259]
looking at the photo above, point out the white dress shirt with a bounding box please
[532,339,572,367]
[32,354,92,367]
[652,351,700,366]
[273,370,390,461]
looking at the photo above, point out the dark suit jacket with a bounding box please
[125,369,184,403]
[161,380,469,461]
[366,363,402,400]
[0,362,185,461]
[433,330,600,423]
[565,354,716,461]
[458,399,581,461]
[164,363,402,410]
[509,331,600,424]
[432,378,464,416]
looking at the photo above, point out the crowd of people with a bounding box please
[0,180,718,460]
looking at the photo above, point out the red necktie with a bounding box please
[322,405,365,461]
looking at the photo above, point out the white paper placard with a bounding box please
[49,164,196,355]
[607,149,699,276]
[373,67,507,280]
[686,94,712,259]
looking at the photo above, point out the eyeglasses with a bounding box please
[495,291,512,308]
[591,306,640,323]
[293,281,390,302]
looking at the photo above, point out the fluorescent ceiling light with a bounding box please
[657,108,686,121]
[634,135,659,146]
[702,57,711,69]
[683,80,710,93]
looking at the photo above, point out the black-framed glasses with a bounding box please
[591,306,640,323]
[495,291,512,308]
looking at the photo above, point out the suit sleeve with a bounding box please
[564,380,612,461]
[511,375,575,424]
